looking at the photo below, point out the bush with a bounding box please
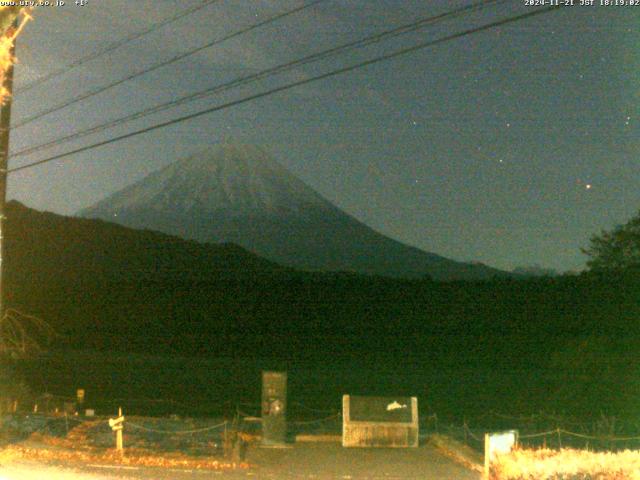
[492,447,640,479]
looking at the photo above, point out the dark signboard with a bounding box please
[261,371,287,445]
[342,395,418,448]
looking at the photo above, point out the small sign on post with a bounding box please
[109,407,125,452]
[76,389,85,405]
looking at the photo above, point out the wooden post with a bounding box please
[0,20,17,320]
[110,407,124,452]
[116,407,123,452]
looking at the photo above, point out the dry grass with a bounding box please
[1,443,248,470]
[0,425,249,471]
[0,446,20,464]
[491,447,640,479]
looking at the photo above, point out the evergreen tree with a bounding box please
[583,211,640,271]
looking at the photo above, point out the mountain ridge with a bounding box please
[79,143,508,281]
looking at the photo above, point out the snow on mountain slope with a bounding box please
[79,143,507,280]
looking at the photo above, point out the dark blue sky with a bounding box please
[6,0,639,272]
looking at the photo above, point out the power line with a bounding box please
[14,0,220,95]
[8,5,559,175]
[10,4,557,172]
[10,0,506,159]
[12,0,326,129]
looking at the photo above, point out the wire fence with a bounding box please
[430,410,640,453]
[289,413,341,426]
[28,393,235,418]
[20,392,340,421]
[11,393,640,453]
[126,420,228,435]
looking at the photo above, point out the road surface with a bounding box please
[0,442,480,479]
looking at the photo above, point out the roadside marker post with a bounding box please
[484,430,518,479]
[109,407,125,452]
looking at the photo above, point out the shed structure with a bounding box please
[342,394,418,448]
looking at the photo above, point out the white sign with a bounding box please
[487,430,518,462]
[484,430,518,478]
[109,415,125,431]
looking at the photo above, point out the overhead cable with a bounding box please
[12,0,325,128]
[15,0,220,95]
[9,5,559,174]
[10,0,506,159]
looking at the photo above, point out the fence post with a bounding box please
[557,428,562,449]
[117,407,123,452]
[464,417,468,446]
[483,433,490,480]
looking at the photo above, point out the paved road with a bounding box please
[0,442,480,479]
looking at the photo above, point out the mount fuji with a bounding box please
[79,143,506,280]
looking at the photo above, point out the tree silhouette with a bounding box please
[0,308,55,359]
[583,211,640,272]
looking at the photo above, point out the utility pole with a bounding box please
[0,18,18,320]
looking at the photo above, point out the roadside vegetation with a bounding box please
[491,447,640,480]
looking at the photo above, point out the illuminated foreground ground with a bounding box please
[0,442,480,479]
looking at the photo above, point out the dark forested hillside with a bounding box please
[5,201,640,419]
